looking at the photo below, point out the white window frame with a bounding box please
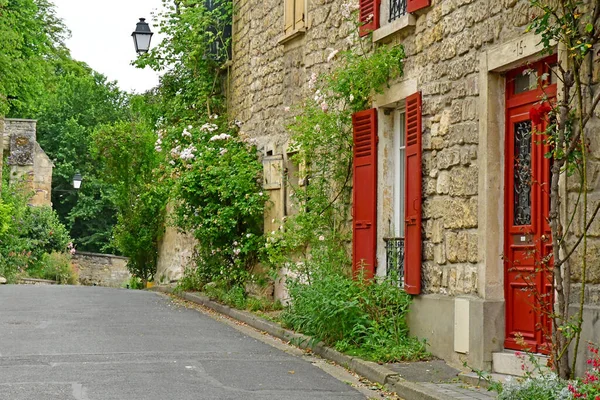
[393,109,406,238]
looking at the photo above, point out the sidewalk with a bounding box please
[150,286,497,400]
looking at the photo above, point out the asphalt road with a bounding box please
[0,285,384,400]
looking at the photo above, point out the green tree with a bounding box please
[34,57,128,252]
[91,108,167,282]
[0,0,66,116]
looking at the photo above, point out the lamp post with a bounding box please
[132,18,154,54]
[72,173,82,190]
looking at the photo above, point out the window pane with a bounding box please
[514,120,533,226]
[514,71,537,94]
[548,64,559,85]
[398,112,406,238]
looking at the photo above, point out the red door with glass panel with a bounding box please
[504,57,556,353]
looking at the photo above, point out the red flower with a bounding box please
[529,103,552,125]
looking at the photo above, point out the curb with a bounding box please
[150,286,447,400]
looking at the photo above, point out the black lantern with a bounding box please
[73,173,82,190]
[132,18,153,54]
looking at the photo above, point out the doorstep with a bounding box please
[492,350,550,376]
[150,285,497,400]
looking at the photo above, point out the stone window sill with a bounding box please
[372,14,416,43]
[278,28,306,45]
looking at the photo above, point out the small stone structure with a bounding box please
[1,118,53,206]
[72,252,131,288]
[155,202,197,284]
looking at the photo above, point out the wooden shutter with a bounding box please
[352,109,378,279]
[404,92,422,295]
[407,0,430,13]
[359,0,380,37]
[294,0,305,30]
[284,0,295,34]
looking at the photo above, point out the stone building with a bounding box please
[226,0,600,376]
[1,118,53,206]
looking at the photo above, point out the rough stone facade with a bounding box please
[230,0,600,372]
[228,0,516,297]
[2,118,53,206]
[73,252,131,288]
[155,203,197,283]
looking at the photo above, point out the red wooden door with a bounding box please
[352,108,377,279]
[504,57,556,353]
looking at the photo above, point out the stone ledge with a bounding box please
[73,251,129,260]
[150,286,461,400]
[278,28,306,45]
[373,14,416,43]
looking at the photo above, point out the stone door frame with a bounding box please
[478,34,562,345]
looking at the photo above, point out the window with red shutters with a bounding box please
[352,108,378,279]
[407,0,430,13]
[404,92,422,295]
[359,0,381,37]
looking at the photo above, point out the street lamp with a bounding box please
[132,18,154,54]
[72,173,82,190]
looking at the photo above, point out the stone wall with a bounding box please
[73,252,131,288]
[155,203,197,283]
[2,118,53,206]
[229,0,600,370]
[229,0,533,297]
[31,142,53,206]
[230,0,357,155]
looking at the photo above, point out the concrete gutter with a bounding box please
[150,286,450,400]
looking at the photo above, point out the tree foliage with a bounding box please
[0,0,67,116]
[0,0,130,253]
[35,58,128,252]
[127,0,268,287]
[92,108,167,282]
[134,0,232,124]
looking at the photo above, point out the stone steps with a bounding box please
[492,350,549,376]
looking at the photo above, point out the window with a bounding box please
[284,0,306,35]
[368,0,430,41]
[389,0,407,23]
[393,110,406,238]
[204,0,231,61]
[385,109,406,286]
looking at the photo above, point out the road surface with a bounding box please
[0,285,396,400]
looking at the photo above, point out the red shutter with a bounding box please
[407,0,430,13]
[352,108,378,280]
[404,92,422,294]
[359,0,380,37]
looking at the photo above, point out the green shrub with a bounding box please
[247,297,283,312]
[204,282,248,310]
[167,118,266,288]
[126,276,145,290]
[176,267,204,292]
[32,252,78,284]
[0,182,72,280]
[495,374,571,400]
[282,267,429,362]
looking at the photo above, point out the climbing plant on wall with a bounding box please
[265,36,405,279]
[129,0,266,287]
